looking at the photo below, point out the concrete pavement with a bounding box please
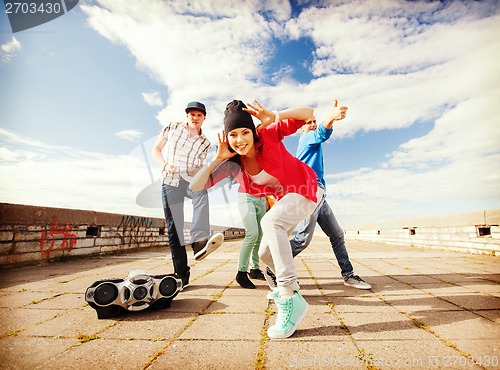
[0,235,499,369]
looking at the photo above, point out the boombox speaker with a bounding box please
[85,269,182,319]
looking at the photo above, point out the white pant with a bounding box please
[258,187,324,295]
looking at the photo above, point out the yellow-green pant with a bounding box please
[237,192,267,272]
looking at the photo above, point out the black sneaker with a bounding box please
[249,269,265,280]
[192,233,224,261]
[236,271,255,289]
[191,238,207,258]
[178,271,190,290]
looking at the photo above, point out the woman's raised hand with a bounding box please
[216,130,237,161]
[244,100,275,126]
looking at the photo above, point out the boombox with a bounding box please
[85,270,182,319]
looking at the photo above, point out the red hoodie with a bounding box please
[206,119,318,202]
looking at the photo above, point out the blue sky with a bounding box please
[1,0,499,228]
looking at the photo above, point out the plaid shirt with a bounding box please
[160,122,210,186]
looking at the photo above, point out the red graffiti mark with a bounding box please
[40,219,77,258]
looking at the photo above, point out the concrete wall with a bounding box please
[0,203,245,266]
[343,210,500,255]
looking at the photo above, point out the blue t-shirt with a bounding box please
[296,124,333,186]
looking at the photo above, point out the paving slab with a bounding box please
[179,313,264,340]
[266,340,362,369]
[149,340,260,370]
[0,336,79,369]
[42,338,166,370]
[353,339,475,370]
[0,237,498,369]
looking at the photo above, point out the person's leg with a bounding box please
[290,196,323,257]
[259,191,322,296]
[247,195,266,280]
[236,193,262,288]
[316,200,353,278]
[250,195,266,271]
[262,189,324,339]
[187,179,210,244]
[317,200,371,289]
[187,181,224,260]
[237,193,262,273]
[162,183,189,278]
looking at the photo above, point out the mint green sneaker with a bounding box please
[266,289,279,300]
[267,291,308,339]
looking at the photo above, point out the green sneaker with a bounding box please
[266,289,279,300]
[267,291,308,339]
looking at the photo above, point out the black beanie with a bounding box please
[224,100,256,136]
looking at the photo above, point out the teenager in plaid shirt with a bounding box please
[152,101,223,289]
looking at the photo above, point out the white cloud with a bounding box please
[328,92,500,226]
[0,128,157,218]
[115,129,143,141]
[0,36,21,63]
[278,2,500,139]
[81,0,279,133]
[386,91,500,168]
[82,2,270,84]
[141,91,163,107]
[286,0,499,75]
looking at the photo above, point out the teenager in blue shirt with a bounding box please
[291,100,371,290]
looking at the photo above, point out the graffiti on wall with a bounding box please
[117,215,156,247]
[40,218,77,258]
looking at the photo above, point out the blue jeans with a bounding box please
[162,179,210,276]
[290,196,354,279]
